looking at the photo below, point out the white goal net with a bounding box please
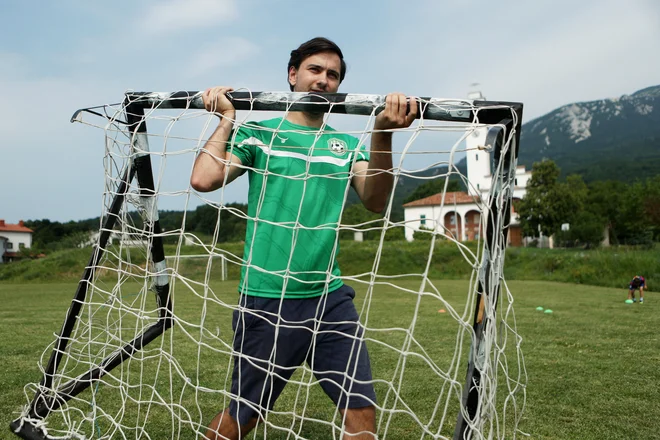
[11,91,526,440]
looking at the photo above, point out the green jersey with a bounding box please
[229,117,369,298]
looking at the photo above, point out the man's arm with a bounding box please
[352,93,418,213]
[190,86,244,193]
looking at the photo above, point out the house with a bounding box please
[402,121,531,247]
[403,191,484,242]
[0,219,33,263]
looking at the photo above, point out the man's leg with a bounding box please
[640,287,644,302]
[340,406,377,440]
[206,295,310,439]
[203,409,258,440]
[310,285,377,439]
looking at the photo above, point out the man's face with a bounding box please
[288,51,342,94]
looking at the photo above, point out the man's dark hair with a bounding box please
[287,37,346,91]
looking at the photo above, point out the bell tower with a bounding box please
[465,85,491,199]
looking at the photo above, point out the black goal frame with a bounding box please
[10,91,522,440]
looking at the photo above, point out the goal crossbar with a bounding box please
[72,91,522,125]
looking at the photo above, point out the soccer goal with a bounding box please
[10,90,526,440]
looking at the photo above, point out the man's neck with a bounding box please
[285,111,325,128]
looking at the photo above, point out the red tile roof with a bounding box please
[0,219,33,233]
[403,191,480,208]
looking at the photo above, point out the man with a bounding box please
[191,37,417,440]
[627,275,647,303]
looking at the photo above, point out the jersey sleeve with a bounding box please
[227,122,260,166]
[353,142,370,162]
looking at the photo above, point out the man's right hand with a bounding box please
[202,86,236,121]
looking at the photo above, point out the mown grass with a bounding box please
[2,279,659,439]
[2,240,659,439]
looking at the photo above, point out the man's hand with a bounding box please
[190,86,242,192]
[373,93,418,131]
[202,86,236,121]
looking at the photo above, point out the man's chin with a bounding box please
[306,108,326,116]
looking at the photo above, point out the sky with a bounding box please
[1,0,659,224]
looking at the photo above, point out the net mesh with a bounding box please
[13,91,526,440]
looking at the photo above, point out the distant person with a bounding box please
[627,275,646,303]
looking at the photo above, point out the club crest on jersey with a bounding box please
[328,138,347,156]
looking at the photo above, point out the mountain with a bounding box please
[518,85,660,182]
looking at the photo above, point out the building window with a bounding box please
[515,178,518,185]
[420,214,426,226]
[450,215,456,225]
[7,242,13,249]
[475,154,479,161]
[19,243,25,249]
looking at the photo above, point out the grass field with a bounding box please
[2,279,659,440]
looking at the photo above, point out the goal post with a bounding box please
[454,124,518,440]
[10,101,175,439]
[10,90,525,440]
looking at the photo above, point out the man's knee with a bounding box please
[340,405,376,437]
[204,409,258,440]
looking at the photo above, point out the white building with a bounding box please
[0,219,33,263]
[465,126,532,203]
[403,121,531,246]
[81,230,149,248]
[403,191,484,242]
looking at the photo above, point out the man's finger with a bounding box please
[385,93,394,116]
[406,97,419,124]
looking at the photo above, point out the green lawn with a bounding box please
[2,280,658,440]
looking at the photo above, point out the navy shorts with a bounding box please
[228,284,376,425]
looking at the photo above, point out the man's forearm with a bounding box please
[362,132,394,212]
[190,122,233,192]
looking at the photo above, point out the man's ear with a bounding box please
[288,66,297,90]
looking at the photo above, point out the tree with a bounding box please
[584,180,628,244]
[642,175,660,240]
[585,179,656,245]
[26,218,97,249]
[516,160,586,238]
[556,210,604,248]
[186,203,248,242]
[339,204,382,240]
[620,181,654,245]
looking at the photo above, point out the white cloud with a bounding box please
[142,0,238,35]
[186,37,260,77]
